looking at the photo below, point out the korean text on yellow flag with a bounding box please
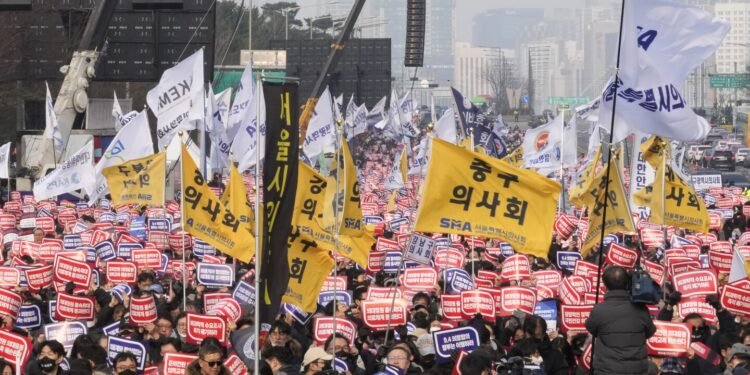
[415,138,561,258]
[103,152,166,207]
[181,144,255,263]
[569,146,601,208]
[339,141,364,236]
[282,227,334,312]
[293,161,330,235]
[581,158,636,257]
[503,146,524,168]
[221,163,255,233]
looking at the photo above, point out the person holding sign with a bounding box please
[585,266,656,374]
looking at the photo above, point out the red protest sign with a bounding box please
[129,296,158,325]
[460,290,495,321]
[433,248,465,269]
[560,304,594,332]
[53,256,92,288]
[0,215,15,230]
[186,313,227,344]
[25,265,53,291]
[131,249,162,270]
[55,293,95,320]
[362,300,407,330]
[708,212,722,230]
[38,240,63,262]
[559,276,584,305]
[497,287,536,316]
[699,232,718,244]
[643,260,666,286]
[168,260,196,282]
[313,316,357,345]
[647,322,691,357]
[0,267,20,289]
[366,287,401,300]
[106,261,137,284]
[204,292,233,313]
[376,238,400,252]
[709,241,732,253]
[0,329,31,371]
[640,228,664,248]
[673,270,718,298]
[682,245,701,260]
[554,214,577,240]
[501,254,531,281]
[533,270,561,293]
[536,285,555,301]
[402,267,437,290]
[606,244,638,269]
[207,299,242,323]
[223,354,248,375]
[440,294,463,321]
[163,353,198,375]
[678,298,717,325]
[0,289,22,320]
[573,260,599,280]
[669,260,702,276]
[708,250,732,273]
[720,284,750,317]
[168,233,192,250]
[321,277,347,292]
[367,251,386,273]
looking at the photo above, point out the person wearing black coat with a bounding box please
[585,266,657,375]
[514,315,569,375]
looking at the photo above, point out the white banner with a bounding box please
[303,87,336,161]
[206,86,230,171]
[0,142,10,179]
[44,83,63,157]
[34,142,95,201]
[629,131,656,219]
[232,83,267,172]
[226,63,254,140]
[112,92,138,132]
[147,49,204,150]
[691,174,722,191]
[86,111,154,204]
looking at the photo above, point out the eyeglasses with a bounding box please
[202,360,222,367]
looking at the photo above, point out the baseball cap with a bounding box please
[302,346,334,367]
[728,344,750,361]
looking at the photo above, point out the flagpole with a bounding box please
[331,108,343,348]
[661,142,668,244]
[468,128,476,280]
[252,76,262,375]
[590,0,627,371]
[178,131,187,313]
[559,108,565,214]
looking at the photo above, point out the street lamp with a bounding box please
[267,1,340,40]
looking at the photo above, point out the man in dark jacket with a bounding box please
[585,266,657,374]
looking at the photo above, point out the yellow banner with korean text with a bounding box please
[181,144,255,263]
[103,152,166,207]
[221,163,255,234]
[282,228,334,312]
[581,158,636,257]
[415,138,561,258]
[502,146,524,168]
[568,146,601,208]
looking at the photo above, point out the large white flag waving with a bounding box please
[34,142,95,201]
[346,104,368,141]
[233,83,267,172]
[147,48,205,150]
[302,87,336,161]
[434,108,457,144]
[112,92,138,132]
[599,0,729,142]
[86,111,155,204]
[206,85,231,171]
[523,115,566,169]
[44,83,63,158]
[0,142,10,179]
[226,63,255,140]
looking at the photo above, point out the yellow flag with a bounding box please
[400,147,408,183]
[103,152,166,207]
[293,161,330,236]
[181,144,255,263]
[221,164,255,233]
[581,158,636,257]
[568,146,601,207]
[339,141,363,236]
[282,228,334,312]
[640,135,666,168]
[503,146,524,168]
[334,231,374,269]
[415,138,561,258]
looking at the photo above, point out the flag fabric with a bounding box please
[226,63,255,140]
[206,85,231,171]
[282,228,334,312]
[629,131,657,218]
[221,163,255,236]
[334,94,344,125]
[147,49,204,150]
[44,82,64,158]
[181,143,254,263]
[232,82,266,172]
[33,142,95,201]
[103,153,166,207]
[346,104,368,141]
[398,92,420,138]
[434,108,457,144]
[259,81,300,325]
[598,0,729,142]
[367,96,387,130]
[407,137,429,176]
[86,111,155,205]
[522,115,567,170]
[303,87,337,161]
[581,158,636,257]
[569,146,602,208]
[293,161,331,236]
[112,92,138,132]
[451,87,506,158]
[385,147,407,191]
[729,250,749,284]
[503,146,524,168]
[0,142,11,179]
[415,138,561,258]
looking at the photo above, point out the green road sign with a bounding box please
[547,96,589,106]
[709,74,750,89]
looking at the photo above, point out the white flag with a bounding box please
[522,115,564,169]
[629,131,656,218]
[214,88,232,130]
[434,108,457,144]
[86,111,155,204]
[206,85,231,171]
[334,94,344,125]
[399,92,420,138]
[347,104,368,141]
[147,48,205,150]
[302,87,336,161]
[598,0,729,142]
[385,147,406,190]
[729,249,748,284]
[112,92,138,132]
[408,137,430,176]
[368,96,388,130]
[44,82,63,158]
[34,142,95,201]
[226,63,255,140]
[0,142,10,179]
[233,82,267,172]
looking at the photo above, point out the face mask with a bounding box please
[38,357,56,373]
[118,370,137,375]
[529,356,543,365]
[337,351,358,369]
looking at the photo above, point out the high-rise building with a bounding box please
[453,42,500,99]
[713,2,750,104]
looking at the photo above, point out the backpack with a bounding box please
[630,266,661,304]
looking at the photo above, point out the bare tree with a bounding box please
[482,50,517,115]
